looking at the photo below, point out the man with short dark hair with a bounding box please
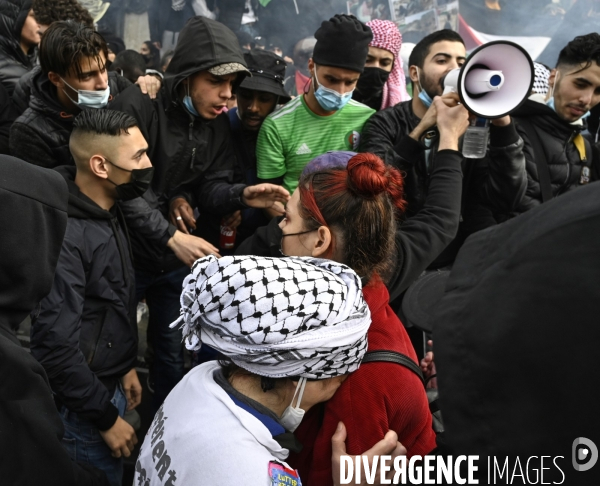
[256,14,375,205]
[507,33,600,216]
[110,16,290,409]
[10,21,131,167]
[9,21,161,166]
[360,29,527,265]
[110,50,147,84]
[31,109,150,486]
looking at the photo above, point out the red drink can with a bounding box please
[220,218,236,250]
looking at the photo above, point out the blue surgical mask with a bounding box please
[183,82,200,116]
[313,69,353,112]
[416,67,433,108]
[61,78,110,109]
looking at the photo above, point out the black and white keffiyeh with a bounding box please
[171,255,371,379]
[533,62,551,95]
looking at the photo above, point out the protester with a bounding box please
[192,48,291,250]
[0,0,40,95]
[507,33,600,216]
[140,40,161,72]
[283,36,316,97]
[160,49,174,73]
[352,19,410,110]
[360,29,527,266]
[0,156,110,486]
[109,16,290,410]
[134,254,387,485]
[432,177,600,486]
[10,21,160,168]
[100,30,126,63]
[148,0,194,53]
[256,14,375,207]
[111,50,147,84]
[30,109,148,486]
[237,94,469,483]
[32,0,94,32]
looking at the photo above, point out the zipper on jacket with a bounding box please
[559,132,576,192]
[87,308,108,365]
[189,147,197,169]
[188,119,194,141]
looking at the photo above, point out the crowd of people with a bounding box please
[1,0,600,485]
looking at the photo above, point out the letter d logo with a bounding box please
[572,437,598,472]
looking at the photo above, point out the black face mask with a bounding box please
[353,67,391,110]
[106,159,154,200]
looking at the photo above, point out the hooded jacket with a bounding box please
[9,67,132,168]
[110,16,250,272]
[359,100,527,262]
[30,166,138,431]
[508,97,599,216]
[0,0,35,95]
[0,156,109,485]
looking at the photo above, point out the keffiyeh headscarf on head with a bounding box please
[172,255,371,379]
[366,20,411,109]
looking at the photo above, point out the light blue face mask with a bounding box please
[416,68,433,108]
[61,78,110,109]
[313,69,354,112]
[183,82,200,117]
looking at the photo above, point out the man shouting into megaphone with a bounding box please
[360,30,527,269]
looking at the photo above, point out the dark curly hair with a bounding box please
[557,33,600,72]
[33,0,94,27]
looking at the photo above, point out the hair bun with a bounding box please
[347,153,389,197]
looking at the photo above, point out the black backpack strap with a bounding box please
[362,350,425,386]
[519,118,552,203]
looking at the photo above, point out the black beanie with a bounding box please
[312,14,373,74]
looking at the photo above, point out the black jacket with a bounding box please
[0,156,109,485]
[30,166,137,431]
[0,80,17,153]
[359,100,527,219]
[9,68,132,168]
[510,98,599,216]
[110,16,249,272]
[435,180,600,485]
[0,0,35,96]
[237,149,464,302]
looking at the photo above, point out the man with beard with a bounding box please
[360,29,527,266]
[186,48,292,250]
[504,33,600,217]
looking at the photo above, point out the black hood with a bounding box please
[0,0,33,64]
[164,16,248,101]
[54,165,114,220]
[0,156,67,334]
[28,66,69,117]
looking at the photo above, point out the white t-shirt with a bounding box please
[134,362,299,486]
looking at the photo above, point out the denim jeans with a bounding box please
[60,384,127,486]
[136,265,189,410]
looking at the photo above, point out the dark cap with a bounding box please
[402,270,450,333]
[238,49,291,102]
[312,14,373,73]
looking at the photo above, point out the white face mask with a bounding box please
[61,77,110,109]
[279,377,307,432]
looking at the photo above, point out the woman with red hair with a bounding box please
[237,95,469,484]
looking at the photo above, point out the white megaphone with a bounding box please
[442,40,534,158]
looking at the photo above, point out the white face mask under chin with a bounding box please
[279,377,307,432]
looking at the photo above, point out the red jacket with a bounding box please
[289,280,436,485]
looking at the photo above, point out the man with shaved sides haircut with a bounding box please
[256,14,375,210]
[506,33,600,215]
[30,109,151,486]
[360,29,527,267]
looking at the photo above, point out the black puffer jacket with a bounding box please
[9,68,131,168]
[509,98,599,216]
[0,0,35,95]
[30,166,137,432]
[110,16,249,272]
[0,156,109,486]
